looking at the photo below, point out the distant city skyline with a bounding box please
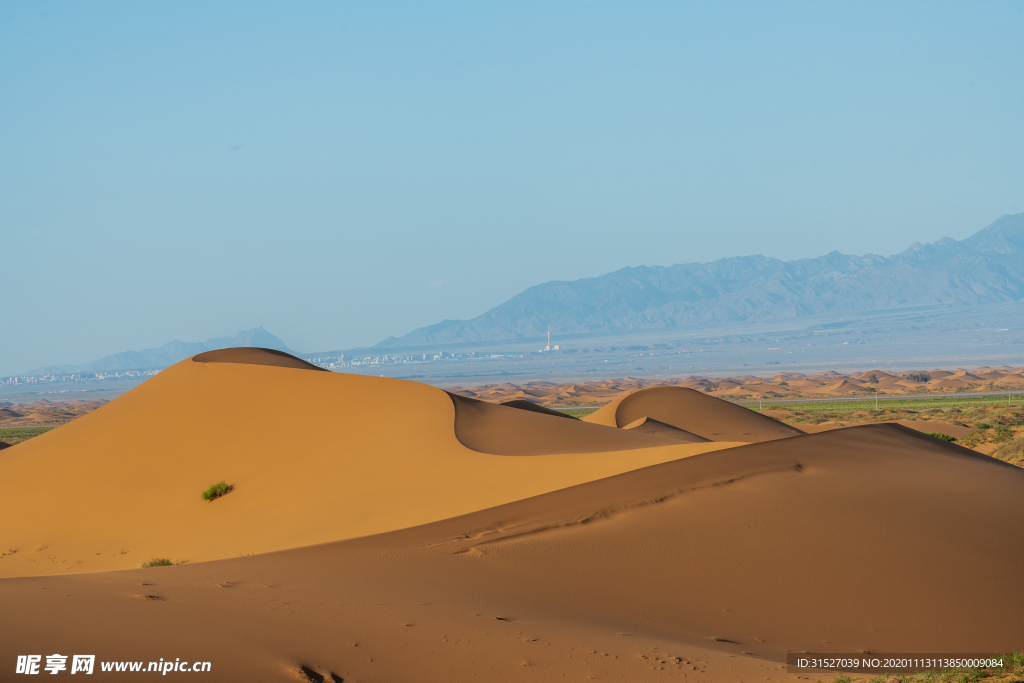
[3,2,1023,377]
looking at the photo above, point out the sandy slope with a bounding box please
[2,425,1021,682]
[0,354,734,578]
[583,385,805,442]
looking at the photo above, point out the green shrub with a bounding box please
[141,558,172,568]
[201,481,233,502]
[926,432,957,442]
[907,372,931,382]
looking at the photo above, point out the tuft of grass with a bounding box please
[926,432,957,442]
[141,558,188,568]
[201,481,234,502]
[141,558,172,568]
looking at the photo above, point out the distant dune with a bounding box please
[583,385,805,443]
[2,348,1022,681]
[451,365,1024,405]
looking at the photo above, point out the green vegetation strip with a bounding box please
[752,395,1021,414]
[0,427,53,439]
[560,408,599,419]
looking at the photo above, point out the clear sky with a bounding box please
[3,1,1022,375]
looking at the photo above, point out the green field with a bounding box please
[750,394,1021,415]
[0,427,55,445]
[559,408,599,419]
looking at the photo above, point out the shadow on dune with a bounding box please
[448,393,702,456]
[621,416,710,443]
[499,399,578,420]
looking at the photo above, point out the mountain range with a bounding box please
[376,213,1024,348]
[28,328,291,376]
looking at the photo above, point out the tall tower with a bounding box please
[546,328,551,351]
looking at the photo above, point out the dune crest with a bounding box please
[448,392,718,455]
[584,385,804,442]
[192,346,327,370]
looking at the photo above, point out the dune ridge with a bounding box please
[584,385,805,442]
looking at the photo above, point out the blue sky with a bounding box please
[3,1,1022,375]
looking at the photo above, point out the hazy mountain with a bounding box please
[28,328,292,375]
[377,213,1024,348]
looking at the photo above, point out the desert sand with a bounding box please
[2,348,1022,681]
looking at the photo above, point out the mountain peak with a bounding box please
[377,214,1024,349]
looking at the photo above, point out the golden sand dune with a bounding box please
[584,385,805,442]
[449,393,705,455]
[1,424,1021,682]
[0,351,734,578]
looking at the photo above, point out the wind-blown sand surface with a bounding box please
[3,349,1023,681]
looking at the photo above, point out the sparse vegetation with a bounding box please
[751,395,1024,454]
[992,438,1024,467]
[141,557,188,567]
[926,432,956,442]
[141,558,172,567]
[906,372,932,382]
[201,481,233,501]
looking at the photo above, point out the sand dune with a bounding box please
[2,424,1021,681]
[4,349,1021,681]
[449,393,704,455]
[0,351,734,578]
[583,385,805,442]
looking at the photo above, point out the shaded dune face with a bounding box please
[621,416,710,443]
[499,398,578,420]
[399,424,1024,657]
[585,385,804,442]
[192,347,327,371]
[447,393,702,455]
